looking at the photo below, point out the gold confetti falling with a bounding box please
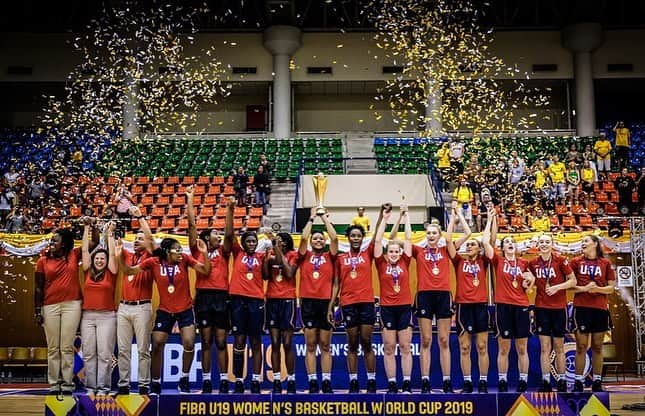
[371,0,551,135]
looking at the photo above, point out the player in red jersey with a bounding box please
[116,237,211,395]
[223,197,267,394]
[483,209,535,393]
[187,186,231,394]
[80,220,118,396]
[449,205,491,394]
[297,208,338,394]
[328,204,386,393]
[570,234,615,393]
[117,206,155,396]
[413,216,466,394]
[527,233,576,392]
[264,232,299,394]
[374,206,413,393]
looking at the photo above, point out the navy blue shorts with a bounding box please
[495,303,531,339]
[456,303,489,335]
[154,308,195,334]
[266,298,296,330]
[380,305,413,331]
[194,289,230,330]
[301,298,332,331]
[535,307,567,338]
[230,296,265,337]
[572,306,611,334]
[415,290,453,320]
[341,302,376,329]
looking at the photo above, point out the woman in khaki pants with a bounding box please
[35,228,84,394]
[80,221,118,395]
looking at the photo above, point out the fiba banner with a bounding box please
[48,392,609,416]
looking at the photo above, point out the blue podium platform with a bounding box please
[45,391,610,416]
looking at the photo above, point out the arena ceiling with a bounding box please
[2,0,645,33]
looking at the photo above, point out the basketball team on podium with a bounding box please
[34,187,615,396]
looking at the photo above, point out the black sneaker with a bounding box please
[572,380,584,392]
[138,386,149,396]
[517,380,528,393]
[250,380,261,394]
[556,379,567,393]
[273,380,282,394]
[178,376,190,394]
[591,380,603,392]
[219,379,229,394]
[286,380,296,394]
[117,386,130,396]
[401,380,412,394]
[421,378,431,393]
[478,380,488,393]
[321,379,333,394]
[498,379,508,393]
[234,380,244,393]
[366,379,377,393]
[442,379,453,393]
[348,379,359,393]
[150,382,161,395]
[387,381,398,394]
[538,380,552,392]
[308,379,319,394]
[202,379,212,394]
[462,380,473,393]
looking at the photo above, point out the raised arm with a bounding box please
[186,185,198,248]
[373,209,391,258]
[129,205,154,253]
[298,207,317,256]
[115,238,141,276]
[388,210,403,240]
[402,208,412,257]
[191,239,212,276]
[105,221,118,274]
[482,208,496,259]
[453,207,472,250]
[322,211,338,256]
[372,203,390,238]
[445,207,459,259]
[81,221,92,271]
[223,197,236,254]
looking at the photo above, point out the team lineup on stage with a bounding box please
[34,184,616,397]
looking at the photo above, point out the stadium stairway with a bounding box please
[263,181,297,230]
[345,135,377,174]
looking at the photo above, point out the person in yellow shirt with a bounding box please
[452,177,474,226]
[533,161,547,190]
[548,155,567,198]
[594,132,612,176]
[351,207,370,231]
[613,121,631,170]
[581,160,595,194]
[529,207,551,232]
[435,143,452,191]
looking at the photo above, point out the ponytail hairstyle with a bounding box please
[152,238,179,262]
[586,234,604,259]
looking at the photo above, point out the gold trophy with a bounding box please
[312,172,328,216]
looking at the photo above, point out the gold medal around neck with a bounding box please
[393,284,401,293]
[350,270,358,279]
[276,274,283,282]
[246,272,254,280]
[473,278,480,287]
[312,271,320,279]
[432,267,440,275]
[168,285,175,294]
[512,280,519,289]
[128,275,134,282]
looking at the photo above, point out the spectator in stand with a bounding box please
[114,183,134,230]
[565,143,583,166]
[233,166,249,206]
[253,165,270,215]
[449,137,465,174]
[594,133,612,178]
[637,167,645,214]
[614,168,636,215]
[529,207,551,232]
[581,160,596,195]
[508,159,524,185]
[4,167,20,186]
[613,121,631,170]
[565,161,581,203]
[28,176,45,208]
[351,207,371,232]
[547,155,567,199]
[508,150,525,171]
[0,184,16,226]
[452,177,475,227]
[435,142,451,191]
[258,154,272,177]
[5,207,28,233]
[582,144,599,180]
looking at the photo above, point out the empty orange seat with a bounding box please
[496,215,508,228]
[130,185,143,194]
[139,196,154,206]
[202,195,217,206]
[156,196,170,205]
[234,218,243,229]
[136,177,149,185]
[170,195,186,206]
[633,192,639,203]
[223,185,235,196]
[192,196,202,206]
[605,204,619,215]
[152,177,164,185]
[603,181,615,191]
[151,207,166,217]
[608,173,619,181]
[510,216,524,228]
[162,185,175,195]
[42,219,55,230]
[167,176,179,184]
[200,206,214,217]
[70,206,82,217]
[571,204,584,215]
[596,193,608,203]
[561,216,575,228]
[146,218,159,230]
[177,218,188,229]
[555,205,567,215]
[107,177,119,184]
[182,176,195,185]
[549,215,560,227]
[578,215,593,228]
[216,207,227,218]
[212,176,225,185]
[597,218,608,228]
[249,207,263,217]
[246,218,261,229]
[166,207,181,217]
[196,218,210,229]
[161,218,176,230]
[197,176,211,185]
[234,207,247,218]
[147,185,160,195]
[212,218,226,229]
[193,185,206,195]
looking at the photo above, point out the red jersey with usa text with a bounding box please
[190,244,230,291]
[491,253,530,306]
[121,250,153,301]
[570,256,615,310]
[266,250,299,299]
[336,242,375,306]
[139,255,198,313]
[528,254,573,309]
[452,255,489,304]
[298,250,335,300]
[228,241,266,300]
[413,245,451,292]
[375,253,412,306]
